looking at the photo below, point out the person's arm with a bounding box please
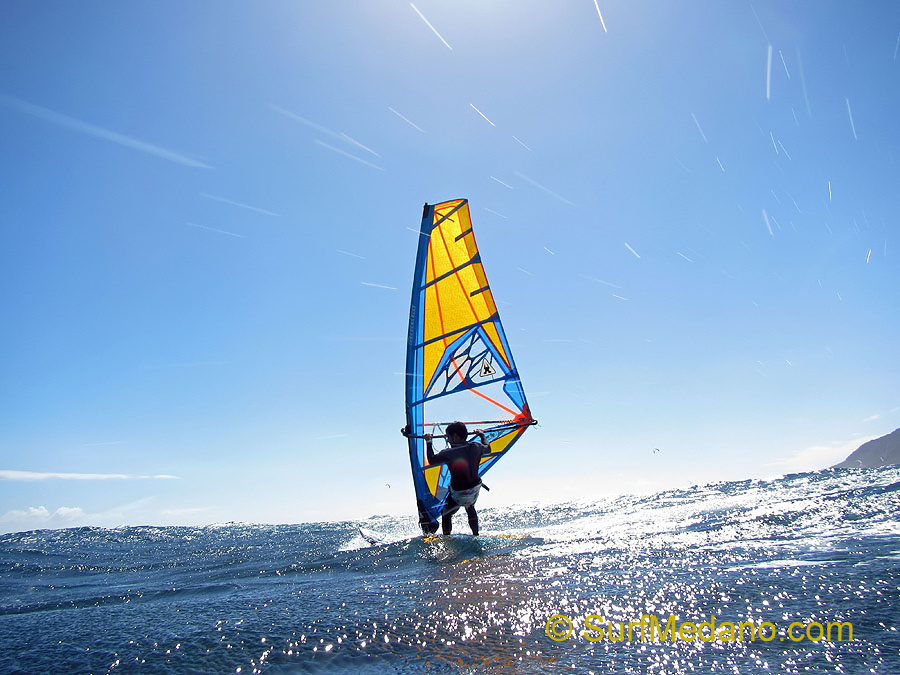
[424,433,439,465]
[473,429,489,452]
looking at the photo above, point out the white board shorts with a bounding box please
[449,483,481,508]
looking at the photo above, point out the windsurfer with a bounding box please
[425,422,488,536]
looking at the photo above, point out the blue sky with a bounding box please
[1,1,898,533]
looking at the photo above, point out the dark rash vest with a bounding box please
[429,441,487,491]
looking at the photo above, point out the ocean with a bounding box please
[1,467,898,674]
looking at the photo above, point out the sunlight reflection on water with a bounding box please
[0,468,898,673]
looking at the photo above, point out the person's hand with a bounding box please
[424,433,433,442]
[474,428,485,436]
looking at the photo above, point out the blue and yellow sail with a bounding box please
[404,199,535,531]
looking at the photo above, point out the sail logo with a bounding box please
[478,359,496,377]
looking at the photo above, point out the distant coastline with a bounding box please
[832,428,900,469]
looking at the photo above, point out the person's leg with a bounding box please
[465,504,479,535]
[417,499,438,535]
[442,496,459,535]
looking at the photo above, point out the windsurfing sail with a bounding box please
[404,199,536,532]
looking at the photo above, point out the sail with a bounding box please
[404,199,535,531]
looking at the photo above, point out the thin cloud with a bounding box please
[315,140,384,170]
[845,98,858,140]
[339,132,381,158]
[691,112,708,143]
[271,106,381,157]
[512,135,532,151]
[750,3,771,43]
[388,107,425,133]
[796,48,813,118]
[200,193,280,217]
[0,94,211,168]
[0,505,85,525]
[580,275,622,289]
[470,103,496,126]
[410,3,452,51]
[186,221,245,238]
[767,436,875,473]
[0,497,161,532]
[593,0,608,32]
[270,105,341,137]
[0,470,179,481]
[514,171,575,205]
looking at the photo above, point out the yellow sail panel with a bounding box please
[427,205,469,279]
[471,262,491,299]
[487,427,524,456]
[424,465,442,497]
[433,199,469,230]
[422,341,445,397]
[426,229,454,280]
[419,203,510,389]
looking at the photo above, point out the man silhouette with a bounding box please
[424,422,488,535]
